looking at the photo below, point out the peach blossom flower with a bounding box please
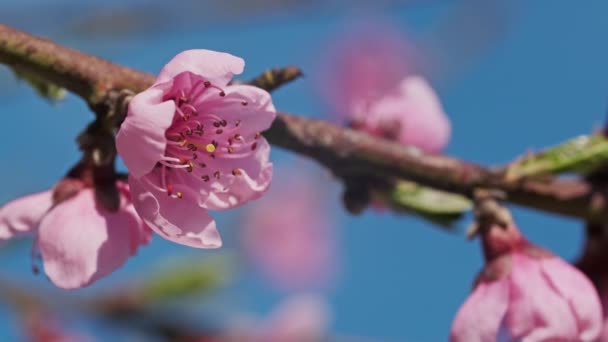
[117,49,276,249]
[0,181,151,289]
[318,21,450,153]
[450,224,603,342]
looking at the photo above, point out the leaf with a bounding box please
[11,67,66,102]
[138,254,235,303]
[381,180,472,228]
[505,134,608,180]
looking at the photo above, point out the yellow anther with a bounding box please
[205,143,216,153]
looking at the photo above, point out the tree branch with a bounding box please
[0,23,605,222]
[0,24,155,108]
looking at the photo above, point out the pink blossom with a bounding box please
[241,170,336,291]
[317,20,412,116]
[116,49,276,249]
[0,181,151,289]
[450,224,603,342]
[350,76,451,153]
[317,21,450,153]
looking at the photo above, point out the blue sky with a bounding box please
[0,1,607,341]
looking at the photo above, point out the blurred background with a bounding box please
[1,0,608,341]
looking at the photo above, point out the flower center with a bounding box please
[152,78,261,199]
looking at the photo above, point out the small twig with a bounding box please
[0,24,154,109]
[466,189,513,238]
[243,65,303,92]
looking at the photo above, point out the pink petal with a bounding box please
[599,321,608,342]
[191,85,275,210]
[200,140,273,210]
[129,176,221,248]
[0,190,53,240]
[116,181,154,249]
[394,76,451,153]
[364,76,450,153]
[38,189,147,289]
[116,85,175,178]
[156,49,245,87]
[540,257,603,341]
[450,278,509,342]
[208,84,277,136]
[503,253,580,341]
[316,20,412,117]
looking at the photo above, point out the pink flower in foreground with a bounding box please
[0,181,151,289]
[450,224,603,342]
[241,170,336,291]
[225,294,330,342]
[117,49,276,249]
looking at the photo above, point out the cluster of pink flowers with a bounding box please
[0,49,276,289]
[318,20,608,341]
[2,27,606,342]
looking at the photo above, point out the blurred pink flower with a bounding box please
[350,76,450,153]
[450,224,603,342]
[225,294,330,342]
[0,181,151,289]
[317,20,412,116]
[241,170,336,291]
[117,49,276,249]
[317,20,450,153]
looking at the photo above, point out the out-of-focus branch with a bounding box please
[0,23,606,222]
